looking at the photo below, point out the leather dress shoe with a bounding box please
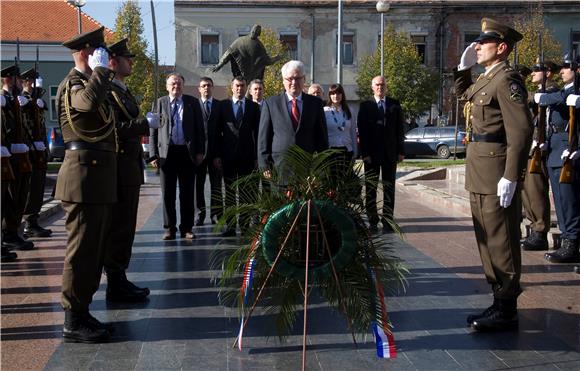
[1,249,17,262]
[106,272,150,303]
[521,230,548,251]
[221,229,236,237]
[181,231,196,239]
[2,233,34,250]
[162,229,176,240]
[466,299,498,326]
[23,224,52,238]
[63,310,110,344]
[545,238,579,263]
[84,312,115,334]
[471,299,518,332]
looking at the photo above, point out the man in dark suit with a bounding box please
[150,73,205,240]
[257,60,328,175]
[357,75,405,233]
[218,76,260,236]
[195,77,223,226]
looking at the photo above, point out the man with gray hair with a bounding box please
[307,83,324,100]
[257,60,328,172]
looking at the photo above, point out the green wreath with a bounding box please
[261,200,358,280]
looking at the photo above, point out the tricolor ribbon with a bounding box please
[236,238,259,350]
[370,269,396,359]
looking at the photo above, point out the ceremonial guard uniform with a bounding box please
[19,68,52,238]
[55,27,117,343]
[536,54,580,263]
[104,38,151,302]
[454,18,532,332]
[1,65,34,252]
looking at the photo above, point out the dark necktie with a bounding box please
[205,100,211,117]
[291,98,300,131]
[378,100,385,116]
[235,101,243,127]
[171,100,179,126]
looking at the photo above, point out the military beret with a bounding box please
[561,53,580,69]
[531,61,560,73]
[1,64,20,78]
[474,18,523,44]
[108,38,136,58]
[62,26,106,51]
[20,68,38,81]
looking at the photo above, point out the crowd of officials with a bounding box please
[0,17,579,343]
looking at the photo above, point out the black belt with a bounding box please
[549,126,566,133]
[65,141,116,152]
[469,133,505,143]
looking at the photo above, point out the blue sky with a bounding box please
[82,0,175,66]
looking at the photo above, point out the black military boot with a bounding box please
[1,232,34,251]
[471,298,518,332]
[62,310,110,343]
[106,271,150,302]
[521,230,548,251]
[83,312,115,334]
[1,247,17,262]
[23,220,52,238]
[545,239,580,263]
[466,298,498,326]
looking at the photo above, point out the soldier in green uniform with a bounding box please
[454,18,533,332]
[104,38,158,302]
[1,65,34,252]
[56,27,117,343]
[19,68,53,238]
[521,61,560,251]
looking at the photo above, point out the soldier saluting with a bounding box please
[56,27,117,343]
[454,18,533,332]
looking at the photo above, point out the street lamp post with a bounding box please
[376,1,390,77]
[337,0,343,84]
[67,0,87,34]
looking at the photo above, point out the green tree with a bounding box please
[259,27,290,98]
[356,25,438,119]
[113,0,158,114]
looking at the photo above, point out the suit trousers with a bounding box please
[363,161,397,226]
[195,157,224,221]
[61,201,112,312]
[547,165,580,240]
[160,145,196,233]
[23,159,48,223]
[470,191,522,300]
[223,159,256,227]
[521,158,550,233]
[104,184,140,273]
[2,160,31,233]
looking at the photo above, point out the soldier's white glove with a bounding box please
[146,112,160,128]
[0,146,11,157]
[17,95,29,106]
[88,47,110,70]
[534,93,548,106]
[36,99,44,109]
[10,143,29,154]
[35,77,43,88]
[458,42,477,71]
[0,95,5,107]
[561,149,579,160]
[497,177,516,208]
[532,140,546,151]
[33,141,46,151]
[566,94,580,107]
[531,140,537,150]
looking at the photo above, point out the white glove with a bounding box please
[534,93,547,105]
[497,177,517,208]
[458,42,477,71]
[35,77,43,88]
[88,47,110,70]
[17,95,29,106]
[0,95,5,107]
[561,149,579,160]
[566,94,580,107]
[530,140,537,150]
[539,142,546,150]
[10,143,29,154]
[0,146,11,157]
[33,141,46,151]
[36,99,44,109]
[146,112,160,128]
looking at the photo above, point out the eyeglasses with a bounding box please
[284,75,305,83]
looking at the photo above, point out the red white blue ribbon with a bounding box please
[236,240,258,350]
[371,269,396,359]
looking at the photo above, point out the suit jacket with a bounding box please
[150,94,205,164]
[357,97,405,165]
[218,98,260,163]
[454,60,533,194]
[199,98,221,161]
[257,92,328,168]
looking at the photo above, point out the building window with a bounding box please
[336,33,354,65]
[280,34,298,60]
[572,31,580,59]
[200,34,219,65]
[412,35,426,64]
[49,86,58,122]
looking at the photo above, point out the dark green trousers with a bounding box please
[522,158,550,233]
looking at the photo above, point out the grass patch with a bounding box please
[400,158,465,169]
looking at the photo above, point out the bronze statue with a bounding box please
[212,24,282,82]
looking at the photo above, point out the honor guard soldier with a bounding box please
[455,18,533,332]
[19,68,52,238]
[56,27,117,343]
[521,61,560,251]
[104,38,158,302]
[535,54,580,263]
[1,64,34,252]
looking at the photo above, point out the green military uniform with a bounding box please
[454,18,533,331]
[56,28,117,319]
[103,39,150,301]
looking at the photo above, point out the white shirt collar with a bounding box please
[286,92,302,102]
[565,82,574,89]
[201,96,213,104]
[232,97,245,105]
[374,96,384,104]
[170,95,182,104]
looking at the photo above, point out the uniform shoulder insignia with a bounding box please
[509,81,524,102]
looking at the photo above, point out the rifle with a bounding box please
[31,46,48,170]
[12,39,33,174]
[529,32,546,174]
[559,52,578,183]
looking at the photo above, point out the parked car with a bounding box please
[404,126,466,159]
[46,126,65,162]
